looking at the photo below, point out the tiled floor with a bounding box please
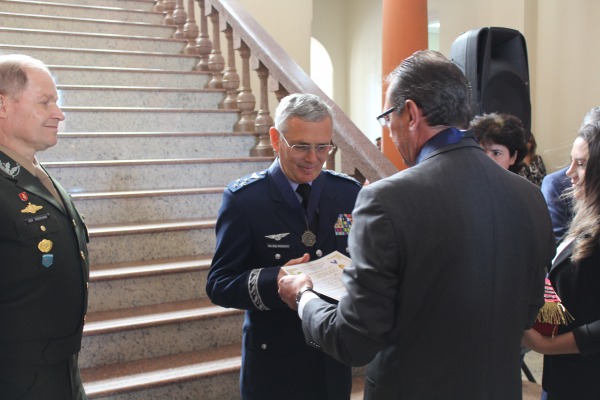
[522,350,543,400]
[350,351,545,400]
[523,350,543,383]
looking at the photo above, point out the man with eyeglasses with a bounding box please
[206,93,361,400]
[279,50,555,399]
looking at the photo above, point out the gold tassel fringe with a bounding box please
[536,302,574,326]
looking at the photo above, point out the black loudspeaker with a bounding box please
[450,27,531,132]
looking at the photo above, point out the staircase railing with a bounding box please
[154,0,398,183]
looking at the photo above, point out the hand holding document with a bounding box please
[281,251,351,301]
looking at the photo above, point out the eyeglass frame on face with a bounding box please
[278,133,336,156]
[376,106,397,127]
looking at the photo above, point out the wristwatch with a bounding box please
[296,286,316,306]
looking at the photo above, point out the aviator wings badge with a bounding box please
[265,233,290,241]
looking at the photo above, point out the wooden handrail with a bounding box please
[208,0,397,182]
[176,0,397,182]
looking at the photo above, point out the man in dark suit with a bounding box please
[0,55,89,399]
[206,93,361,400]
[279,50,556,399]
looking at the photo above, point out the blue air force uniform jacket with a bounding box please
[207,159,361,400]
[0,152,89,393]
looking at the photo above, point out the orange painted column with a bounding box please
[381,0,428,170]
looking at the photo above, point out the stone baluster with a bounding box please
[272,83,289,103]
[161,0,176,26]
[221,25,240,109]
[235,41,256,132]
[250,62,274,156]
[183,0,199,54]
[326,147,337,170]
[206,11,224,87]
[171,0,187,38]
[195,0,212,71]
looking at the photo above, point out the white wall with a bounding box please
[531,0,600,170]
[346,0,383,144]
[236,0,312,72]
[312,0,382,143]
[311,0,348,112]
[436,0,600,171]
[239,0,600,171]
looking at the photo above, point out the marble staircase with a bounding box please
[0,0,271,398]
[0,0,545,398]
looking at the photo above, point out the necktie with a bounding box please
[296,183,311,210]
[34,164,65,210]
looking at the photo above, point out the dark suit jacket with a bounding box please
[0,151,89,398]
[207,159,361,400]
[541,166,573,243]
[542,240,600,399]
[302,134,556,400]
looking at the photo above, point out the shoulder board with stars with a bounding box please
[227,170,267,192]
[323,169,362,186]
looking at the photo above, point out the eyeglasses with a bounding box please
[376,107,396,127]
[279,133,336,156]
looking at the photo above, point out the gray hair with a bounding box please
[580,106,600,130]
[387,50,472,129]
[0,54,52,99]
[273,93,334,134]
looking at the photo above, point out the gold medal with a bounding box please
[38,239,53,253]
[301,230,316,247]
[21,202,43,214]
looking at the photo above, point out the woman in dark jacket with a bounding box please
[523,122,600,400]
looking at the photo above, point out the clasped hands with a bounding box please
[277,253,314,310]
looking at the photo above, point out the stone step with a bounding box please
[50,66,210,88]
[80,299,244,369]
[87,218,217,265]
[82,346,367,400]
[0,12,174,37]
[44,157,272,192]
[56,86,225,108]
[0,27,186,53]
[0,0,165,24]
[0,45,199,70]
[81,344,241,400]
[88,255,212,312]
[67,187,224,225]
[39,132,255,162]
[45,0,154,9]
[59,108,237,132]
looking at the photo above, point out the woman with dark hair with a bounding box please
[470,112,528,173]
[519,131,547,186]
[523,122,600,399]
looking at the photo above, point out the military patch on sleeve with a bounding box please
[227,170,267,192]
[248,268,269,311]
[324,169,362,186]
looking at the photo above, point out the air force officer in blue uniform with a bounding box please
[207,93,361,400]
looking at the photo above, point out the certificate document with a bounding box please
[281,251,351,301]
